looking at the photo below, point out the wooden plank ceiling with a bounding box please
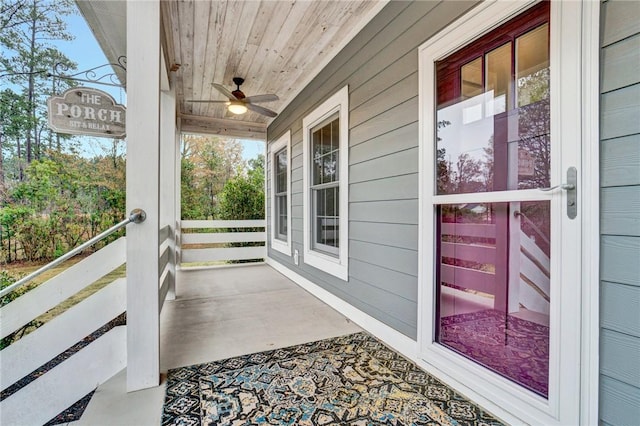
[161,1,386,139]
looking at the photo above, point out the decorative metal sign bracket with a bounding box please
[48,56,126,88]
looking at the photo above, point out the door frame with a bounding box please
[416,1,600,424]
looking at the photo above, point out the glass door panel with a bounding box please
[433,2,551,398]
[435,201,551,397]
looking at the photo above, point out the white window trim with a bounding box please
[269,130,292,256]
[417,1,598,425]
[302,85,349,281]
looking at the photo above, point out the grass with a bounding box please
[2,254,126,345]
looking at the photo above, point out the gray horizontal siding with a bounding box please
[601,0,640,47]
[600,1,640,424]
[601,237,640,287]
[349,222,418,251]
[350,122,418,164]
[350,73,417,128]
[350,147,418,183]
[601,186,640,235]
[601,34,640,92]
[600,83,640,140]
[601,329,640,388]
[601,134,640,187]
[267,0,478,340]
[350,200,419,225]
[349,258,417,301]
[601,281,640,338]
[350,174,418,203]
[349,240,417,277]
[600,376,640,426]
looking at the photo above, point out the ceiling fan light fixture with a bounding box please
[228,101,247,115]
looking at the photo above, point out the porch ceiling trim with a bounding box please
[179,114,267,140]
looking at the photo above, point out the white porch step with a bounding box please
[76,369,166,426]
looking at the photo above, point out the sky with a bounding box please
[44,6,265,161]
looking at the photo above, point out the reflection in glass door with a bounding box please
[433,2,552,397]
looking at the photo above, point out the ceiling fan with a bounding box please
[186,77,279,118]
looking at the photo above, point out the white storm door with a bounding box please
[418,1,584,424]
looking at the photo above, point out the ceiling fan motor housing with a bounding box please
[232,77,246,99]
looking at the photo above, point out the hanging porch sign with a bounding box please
[518,149,535,176]
[47,87,126,138]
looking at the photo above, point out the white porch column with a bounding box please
[174,104,182,288]
[126,0,161,392]
[160,68,177,301]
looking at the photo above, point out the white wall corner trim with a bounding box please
[269,130,292,256]
[580,1,601,424]
[302,85,349,281]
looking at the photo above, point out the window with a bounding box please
[269,131,291,256]
[311,116,340,255]
[302,86,349,280]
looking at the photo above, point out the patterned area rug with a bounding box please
[162,332,504,425]
[440,309,549,397]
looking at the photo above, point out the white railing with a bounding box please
[0,209,144,299]
[0,237,128,426]
[180,220,266,265]
[159,223,175,312]
[440,222,550,314]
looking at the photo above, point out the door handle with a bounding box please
[537,167,577,219]
[538,183,575,192]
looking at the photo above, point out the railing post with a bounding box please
[160,77,177,302]
[126,0,161,392]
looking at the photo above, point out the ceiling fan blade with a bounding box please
[185,99,229,103]
[244,94,279,104]
[246,103,277,118]
[213,83,237,100]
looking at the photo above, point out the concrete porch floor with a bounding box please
[77,263,361,425]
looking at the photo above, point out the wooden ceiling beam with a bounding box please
[179,114,267,140]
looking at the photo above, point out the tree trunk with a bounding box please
[25,0,37,163]
[0,130,5,195]
[16,137,23,180]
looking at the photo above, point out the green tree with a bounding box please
[2,150,127,262]
[1,1,30,32]
[180,134,244,219]
[216,154,265,263]
[216,154,264,221]
[0,0,77,165]
[0,88,32,188]
[180,157,207,220]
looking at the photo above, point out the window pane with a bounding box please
[334,187,340,247]
[516,24,549,107]
[321,120,332,152]
[331,117,339,151]
[436,201,550,397]
[461,57,483,99]
[436,29,550,194]
[312,117,339,186]
[436,92,495,194]
[275,148,287,193]
[516,24,550,190]
[276,194,287,240]
[313,186,339,254]
[313,130,323,185]
[485,43,511,114]
[321,151,338,184]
